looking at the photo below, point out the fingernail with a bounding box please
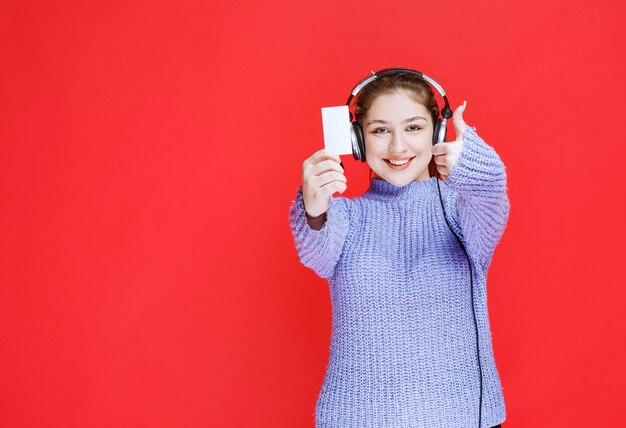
[463,100,467,110]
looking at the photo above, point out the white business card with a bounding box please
[321,105,352,155]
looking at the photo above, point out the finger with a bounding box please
[314,170,347,187]
[304,149,341,168]
[431,142,448,156]
[309,159,345,177]
[319,180,348,196]
[452,100,467,141]
[433,155,447,166]
[437,164,451,175]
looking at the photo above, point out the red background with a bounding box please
[1,0,625,426]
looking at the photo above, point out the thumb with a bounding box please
[453,100,467,141]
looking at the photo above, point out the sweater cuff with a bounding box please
[305,211,327,231]
[291,187,329,233]
[289,186,350,279]
[445,125,507,196]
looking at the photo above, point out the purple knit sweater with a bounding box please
[289,125,510,428]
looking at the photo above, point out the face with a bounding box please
[362,90,434,187]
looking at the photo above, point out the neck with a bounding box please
[366,176,437,201]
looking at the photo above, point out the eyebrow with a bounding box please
[366,116,428,126]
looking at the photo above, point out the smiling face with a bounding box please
[362,89,434,187]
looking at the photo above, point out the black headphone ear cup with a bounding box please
[356,123,366,162]
[433,119,442,145]
[351,122,366,162]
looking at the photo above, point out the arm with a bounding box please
[444,125,511,272]
[289,186,350,279]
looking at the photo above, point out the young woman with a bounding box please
[289,70,509,428]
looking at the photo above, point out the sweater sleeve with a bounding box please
[289,186,351,280]
[443,125,511,272]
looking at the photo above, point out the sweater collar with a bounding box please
[366,176,438,201]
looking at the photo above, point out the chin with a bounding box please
[387,176,412,187]
[372,158,430,187]
[377,172,417,187]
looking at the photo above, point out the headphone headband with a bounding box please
[346,68,452,119]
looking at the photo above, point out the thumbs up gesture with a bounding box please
[432,100,467,182]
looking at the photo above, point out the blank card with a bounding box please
[321,105,352,155]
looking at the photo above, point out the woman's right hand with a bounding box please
[301,149,347,218]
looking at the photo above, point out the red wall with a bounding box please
[1,0,625,426]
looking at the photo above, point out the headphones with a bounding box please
[346,68,484,428]
[346,68,453,162]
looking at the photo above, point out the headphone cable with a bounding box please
[435,174,483,428]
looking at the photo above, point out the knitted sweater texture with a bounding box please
[289,125,510,428]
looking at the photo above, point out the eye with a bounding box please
[406,125,423,132]
[372,127,390,135]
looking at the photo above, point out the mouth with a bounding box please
[384,156,416,170]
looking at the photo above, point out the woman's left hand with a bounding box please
[432,100,467,182]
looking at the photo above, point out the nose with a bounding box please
[388,131,408,155]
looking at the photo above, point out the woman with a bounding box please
[289,70,509,428]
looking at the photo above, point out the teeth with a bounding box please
[388,159,410,166]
